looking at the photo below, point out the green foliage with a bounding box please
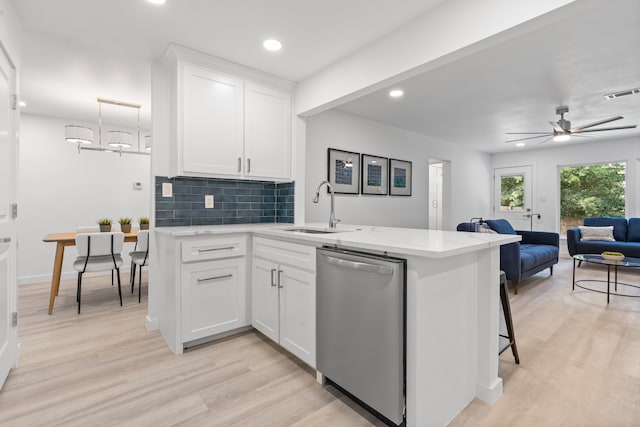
[139,217,150,225]
[97,218,111,225]
[560,163,625,218]
[500,175,524,209]
[118,217,132,225]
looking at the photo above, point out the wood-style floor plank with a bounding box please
[2,259,640,426]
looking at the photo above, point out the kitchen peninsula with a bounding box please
[154,223,520,426]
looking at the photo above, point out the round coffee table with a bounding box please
[572,254,640,303]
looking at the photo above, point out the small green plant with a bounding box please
[139,217,150,225]
[118,217,132,225]
[97,218,111,225]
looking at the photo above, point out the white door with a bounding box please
[0,48,19,390]
[279,266,316,367]
[251,258,279,342]
[181,62,244,176]
[494,166,533,230]
[428,163,443,230]
[244,83,291,180]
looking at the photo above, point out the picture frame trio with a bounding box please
[327,148,412,196]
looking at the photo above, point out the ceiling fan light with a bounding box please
[107,131,133,148]
[553,134,571,142]
[65,125,93,144]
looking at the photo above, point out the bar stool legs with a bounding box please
[499,271,520,364]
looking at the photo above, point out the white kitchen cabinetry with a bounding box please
[156,232,250,354]
[164,46,294,180]
[252,237,316,367]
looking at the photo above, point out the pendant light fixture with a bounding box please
[66,98,150,156]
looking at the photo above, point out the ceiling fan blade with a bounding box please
[549,121,564,132]
[571,116,623,132]
[505,134,552,143]
[505,132,552,135]
[575,125,637,133]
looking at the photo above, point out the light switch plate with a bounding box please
[162,182,173,197]
[205,195,214,209]
[133,182,143,190]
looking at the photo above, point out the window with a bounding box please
[559,162,626,234]
[500,175,525,212]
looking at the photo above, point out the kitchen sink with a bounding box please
[283,228,341,234]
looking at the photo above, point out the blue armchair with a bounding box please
[457,219,559,294]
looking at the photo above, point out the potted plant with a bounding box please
[118,217,132,233]
[97,218,112,232]
[139,217,150,230]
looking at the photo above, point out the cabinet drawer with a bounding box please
[182,235,247,262]
[253,237,316,272]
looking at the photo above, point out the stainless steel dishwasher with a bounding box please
[316,247,406,426]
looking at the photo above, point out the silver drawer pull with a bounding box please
[270,268,277,287]
[278,269,283,288]
[247,158,251,174]
[237,157,242,173]
[197,274,233,283]
[197,246,235,253]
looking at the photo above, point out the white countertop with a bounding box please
[155,222,520,259]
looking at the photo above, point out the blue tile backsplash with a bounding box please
[155,176,295,227]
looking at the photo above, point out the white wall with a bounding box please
[491,135,640,233]
[18,114,151,284]
[305,110,492,229]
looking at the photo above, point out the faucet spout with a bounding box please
[312,180,338,228]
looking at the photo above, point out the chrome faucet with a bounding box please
[313,180,339,228]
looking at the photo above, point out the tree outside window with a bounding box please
[500,175,524,211]
[560,163,625,234]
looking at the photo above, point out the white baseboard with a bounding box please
[476,377,503,404]
[146,315,159,331]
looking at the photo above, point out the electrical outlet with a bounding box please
[205,195,214,209]
[162,182,173,197]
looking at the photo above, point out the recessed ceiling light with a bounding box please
[389,89,404,98]
[19,101,26,108]
[263,39,282,51]
[516,142,525,147]
[147,0,166,4]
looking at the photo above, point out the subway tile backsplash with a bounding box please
[155,176,295,227]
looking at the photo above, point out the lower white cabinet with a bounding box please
[252,237,316,367]
[181,258,247,342]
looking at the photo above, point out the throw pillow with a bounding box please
[579,225,615,241]
[485,219,517,235]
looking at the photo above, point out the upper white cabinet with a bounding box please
[181,63,244,177]
[164,45,294,181]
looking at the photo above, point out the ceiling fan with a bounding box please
[505,106,637,144]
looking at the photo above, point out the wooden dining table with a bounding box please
[43,230,139,314]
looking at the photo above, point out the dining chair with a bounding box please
[77,225,118,286]
[73,232,124,314]
[129,230,149,303]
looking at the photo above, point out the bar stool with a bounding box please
[499,270,520,364]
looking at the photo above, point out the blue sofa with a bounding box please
[457,219,559,294]
[566,217,640,257]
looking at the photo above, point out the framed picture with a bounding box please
[389,158,412,196]
[361,154,388,195]
[327,148,360,194]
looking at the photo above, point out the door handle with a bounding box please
[198,246,235,252]
[237,157,242,173]
[278,269,283,288]
[197,274,233,282]
[323,255,394,275]
[246,158,251,174]
[270,268,277,287]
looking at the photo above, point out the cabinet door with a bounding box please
[244,83,291,180]
[279,266,316,367]
[251,257,280,342]
[181,63,244,176]
[181,258,247,342]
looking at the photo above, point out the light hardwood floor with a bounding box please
[1,258,640,426]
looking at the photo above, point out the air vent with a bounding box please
[604,87,640,100]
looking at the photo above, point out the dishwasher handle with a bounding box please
[322,254,394,275]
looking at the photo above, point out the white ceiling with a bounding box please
[13,0,445,127]
[12,0,640,153]
[337,0,640,153]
